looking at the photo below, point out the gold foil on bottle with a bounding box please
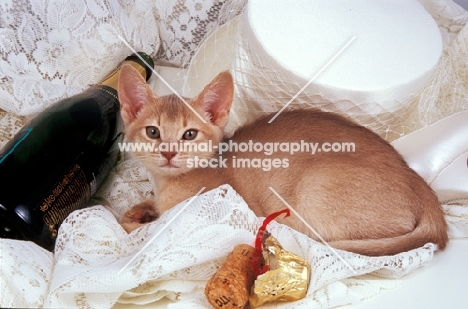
[249,233,310,308]
[98,60,147,90]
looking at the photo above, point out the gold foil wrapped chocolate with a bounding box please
[249,232,310,308]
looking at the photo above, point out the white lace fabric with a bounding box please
[1,0,468,308]
[0,185,439,309]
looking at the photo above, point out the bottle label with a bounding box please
[39,163,91,238]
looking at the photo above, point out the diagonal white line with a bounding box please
[268,187,357,274]
[268,36,357,123]
[117,187,206,275]
[117,35,207,124]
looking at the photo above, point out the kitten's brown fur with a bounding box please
[117,63,448,256]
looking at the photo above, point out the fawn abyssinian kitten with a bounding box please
[117,63,447,256]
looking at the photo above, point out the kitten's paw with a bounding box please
[121,200,159,233]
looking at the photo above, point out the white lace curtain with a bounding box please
[0,0,245,116]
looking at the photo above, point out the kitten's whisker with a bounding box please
[117,35,208,124]
[117,187,206,275]
[268,186,358,275]
[268,36,356,123]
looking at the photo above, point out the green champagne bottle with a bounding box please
[0,52,154,251]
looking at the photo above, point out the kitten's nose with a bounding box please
[161,152,177,160]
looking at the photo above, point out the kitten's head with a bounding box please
[118,63,233,177]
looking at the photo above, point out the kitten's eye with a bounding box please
[183,129,197,140]
[146,126,160,139]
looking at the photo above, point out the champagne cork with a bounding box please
[205,244,261,309]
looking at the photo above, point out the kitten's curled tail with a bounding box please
[330,192,448,256]
[329,212,448,256]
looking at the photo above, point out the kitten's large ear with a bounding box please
[118,63,155,126]
[193,71,234,127]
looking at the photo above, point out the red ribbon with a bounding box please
[251,208,290,277]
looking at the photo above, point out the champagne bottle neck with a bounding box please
[98,58,150,91]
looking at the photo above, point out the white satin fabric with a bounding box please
[392,110,468,202]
